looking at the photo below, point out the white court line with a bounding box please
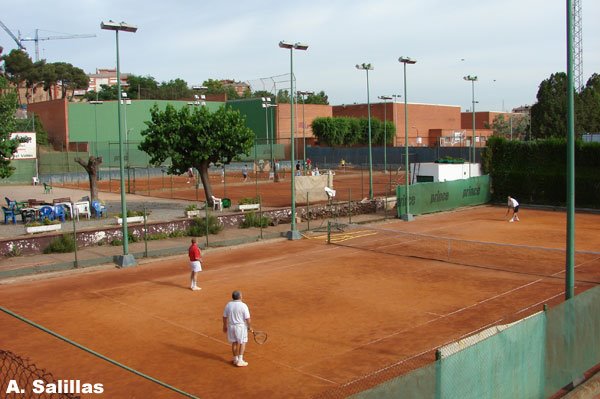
[91,289,338,385]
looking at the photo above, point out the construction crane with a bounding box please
[19,29,96,61]
[0,20,26,50]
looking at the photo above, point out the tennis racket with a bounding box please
[251,330,268,344]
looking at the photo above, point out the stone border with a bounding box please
[0,201,379,257]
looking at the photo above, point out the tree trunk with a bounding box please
[197,160,214,206]
[75,156,103,203]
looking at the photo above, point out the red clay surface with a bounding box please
[0,206,599,398]
[58,168,403,207]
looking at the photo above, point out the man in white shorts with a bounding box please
[507,196,520,222]
[188,238,202,291]
[222,290,252,367]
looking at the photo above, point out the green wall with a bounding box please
[67,100,224,144]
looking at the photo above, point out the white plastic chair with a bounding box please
[211,196,223,211]
[32,176,39,186]
[74,201,91,220]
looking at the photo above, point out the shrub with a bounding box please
[6,245,22,257]
[239,211,271,229]
[44,234,76,254]
[188,215,223,237]
[185,204,198,212]
[238,196,260,205]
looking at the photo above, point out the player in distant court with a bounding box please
[506,196,520,222]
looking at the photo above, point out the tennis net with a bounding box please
[327,223,600,281]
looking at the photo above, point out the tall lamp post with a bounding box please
[101,20,137,267]
[399,56,416,222]
[279,40,308,240]
[356,63,374,199]
[378,95,392,173]
[297,90,314,170]
[262,97,277,178]
[463,75,478,170]
[89,99,103,157]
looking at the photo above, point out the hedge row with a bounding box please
[481,137,600,208]
[311,116,395,146]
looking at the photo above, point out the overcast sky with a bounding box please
[2,0,599,112]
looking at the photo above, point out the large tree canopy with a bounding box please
[531,71,600,138]
[139,104,254,205]
[0,76,29,178]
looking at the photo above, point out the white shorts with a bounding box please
[227,324,248,344]
[189,260,202,272]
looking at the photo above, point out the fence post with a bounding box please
[348,188,352,224]
[143,204,148,258]
[259,196,263,240]
[306,193,310,231]
[72,216,79,268]
[205,200,209,249]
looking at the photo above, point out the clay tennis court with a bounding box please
[59,168,401,207]
[1,206,599,398]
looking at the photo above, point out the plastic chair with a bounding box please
[211,195,223,211]
[91,200,107,218]
[43,182,53,194]
[38,205,55,222]
[53,205,66,222]
[32,176,39,186]
[20,209,36,224]
[2,206,16,224]
[74,201,91,220]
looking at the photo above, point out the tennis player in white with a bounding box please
[223,290,252,367]
[507,196,520,222]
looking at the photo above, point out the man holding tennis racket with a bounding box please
[506,196,520,222]
[223,290,252,367]
[188,238,202,291]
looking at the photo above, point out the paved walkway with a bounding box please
[0,185,388,281]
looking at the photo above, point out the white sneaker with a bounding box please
[191,286,202,291]
[236,360,248,367]
[509,219,514,223]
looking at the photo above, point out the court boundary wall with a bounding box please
[351,285,600,399]
[396,175,491,216]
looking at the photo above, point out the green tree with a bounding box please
[0,76,29,178]
[305,91,329,105]
[126,74,159,99]
[140,104,254,205]
[485,114,530,140]
[2,49,33,104]
[579,73,600,133]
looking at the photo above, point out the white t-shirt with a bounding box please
[223,300,250,325]
[508,197,519,208]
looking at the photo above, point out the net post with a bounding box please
[327,221,331,244]
[72,213,79,268]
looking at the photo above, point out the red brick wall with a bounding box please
[276,103,332,141]
[461,111,515,130]
[27,99,69,150]
[333,103,461,146]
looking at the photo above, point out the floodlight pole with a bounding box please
[399,57,416,222]
[297,90,314,170]
[90,98,103,157]
[279,40,308,240]
[356,63,374,199]
[566,0,575,299]
[464,75,478,175]
[378,95,393,173]
[101,20,137,267]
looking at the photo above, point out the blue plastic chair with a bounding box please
[53,205,66,222]
[2,206,16,224]
[38,205,55,222]
[91,200,106,218]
